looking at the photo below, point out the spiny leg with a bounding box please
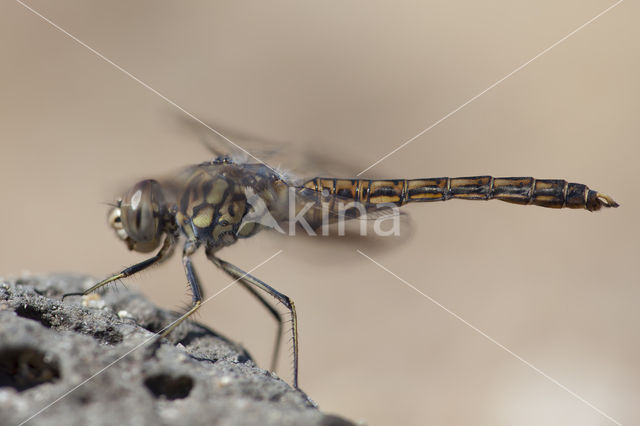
[206,249,299,389]
[62,235,175,299]
[235,279,283,373]
[159,242,204,337]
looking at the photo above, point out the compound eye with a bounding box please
[120,180,164,246]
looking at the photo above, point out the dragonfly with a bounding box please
[62,154,618,389]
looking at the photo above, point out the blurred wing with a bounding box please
[173,114,292,167]
[171,113,368,180]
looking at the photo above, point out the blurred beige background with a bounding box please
[1,1,638,425]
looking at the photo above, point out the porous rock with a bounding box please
[0,275,354,426]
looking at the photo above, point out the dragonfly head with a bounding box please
[109,179,166,253]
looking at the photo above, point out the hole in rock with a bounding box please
[144,373,193,400]
[0,347,60,391]
[15,305,52,328]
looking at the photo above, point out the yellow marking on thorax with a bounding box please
[193,206,214,228]
[206,179,229,205]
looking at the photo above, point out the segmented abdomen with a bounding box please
[302,176,618,212]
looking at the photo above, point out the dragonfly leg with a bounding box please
[62,235,175,299]
[206,249,299,389]
[159,242,203,337]
[237,280,283,373]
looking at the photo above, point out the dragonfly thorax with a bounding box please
[109,179,167,253]
[173,162,287,250]
[175,173,248,249]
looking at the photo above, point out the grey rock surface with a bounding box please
[0,275,354,426]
